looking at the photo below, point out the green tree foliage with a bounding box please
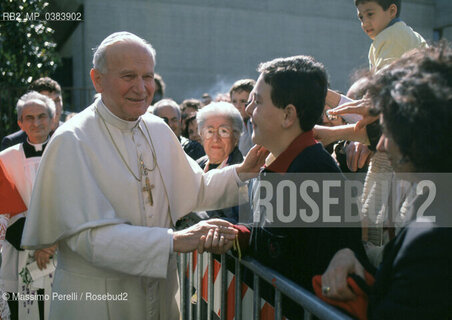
[0,0,60,139]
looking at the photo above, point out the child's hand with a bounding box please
[328,98,379,130]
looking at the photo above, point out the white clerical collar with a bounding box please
[27,137,49,152]
[96,98,141,131]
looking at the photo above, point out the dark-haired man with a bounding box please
[207,56,367,303]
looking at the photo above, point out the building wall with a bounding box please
[434,0,452,40]
[62,0,440,109]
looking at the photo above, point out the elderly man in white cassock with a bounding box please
[21,32,267,320]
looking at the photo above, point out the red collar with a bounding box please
[266,130,317,173]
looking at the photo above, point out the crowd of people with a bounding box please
[0,0,451,319]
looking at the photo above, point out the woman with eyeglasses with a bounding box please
[196,102,244,172]
[195,102,244,223]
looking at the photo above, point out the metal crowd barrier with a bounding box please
[178,251,353,320]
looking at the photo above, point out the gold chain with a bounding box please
[140,124,157,174]
[97,108,157,182]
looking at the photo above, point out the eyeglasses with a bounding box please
[202,126,232,139]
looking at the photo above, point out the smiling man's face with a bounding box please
[91,41,155,121]
[245,74,286,153]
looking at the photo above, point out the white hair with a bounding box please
[92,31,156,73]
[197,102,243,139]
[153,99,181,119]
[16,91,55,121]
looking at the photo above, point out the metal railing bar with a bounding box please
[275,289,282,320]
[253,273,260,320]
[304,310,314,320]
[220,254,227,320]
[196,252,202,320]
[235,254,353,320]
[180,253,187,319]
[234,257,242,320]
[189,253,194,320]
[207,253,213,320]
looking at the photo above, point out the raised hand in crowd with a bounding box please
[313,124,369,147]
[345,141,372,172]
[327,98,378,130]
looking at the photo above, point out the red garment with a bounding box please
[233,224,251,249]
[312,272,375,320]
[266,130,317,173]
[0,160,27,215]
[233,130,318,248]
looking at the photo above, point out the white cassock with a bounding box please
[22,98,245,320]
[0,141,53,320]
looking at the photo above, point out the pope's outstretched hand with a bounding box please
[236,145,269,181]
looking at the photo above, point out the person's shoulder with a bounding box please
[183,138,202,149]
[228,147,243,165]
[141,112,176,137]
[402,220,451,248]
[0,142,22,156]
[184,139,205,160]
[141,112,183,149]
[49,104,97,145]
[180,136,189,147]
[197,155,208,167]
[141,112,167,127]
[288,143,340,173]
[0,143,23,166]
[374,21,425,48]
[391,220,452,267]
[1,130,26,150]
[370,221,452,319]
[3,130,26,140]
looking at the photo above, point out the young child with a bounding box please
[322,1,429,268]
[355,0,427,72]
[326,1,427,111]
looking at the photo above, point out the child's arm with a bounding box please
[314,124,370,147]
[326,89,363,123]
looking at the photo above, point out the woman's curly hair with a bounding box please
[368,43,452,172]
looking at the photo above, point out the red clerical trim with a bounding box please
[266,130,317,173]
[0,160,27,215]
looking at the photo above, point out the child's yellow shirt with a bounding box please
[369,21,427,73]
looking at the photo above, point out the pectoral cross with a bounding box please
[142,175,154,206]
[140,156,154,206]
